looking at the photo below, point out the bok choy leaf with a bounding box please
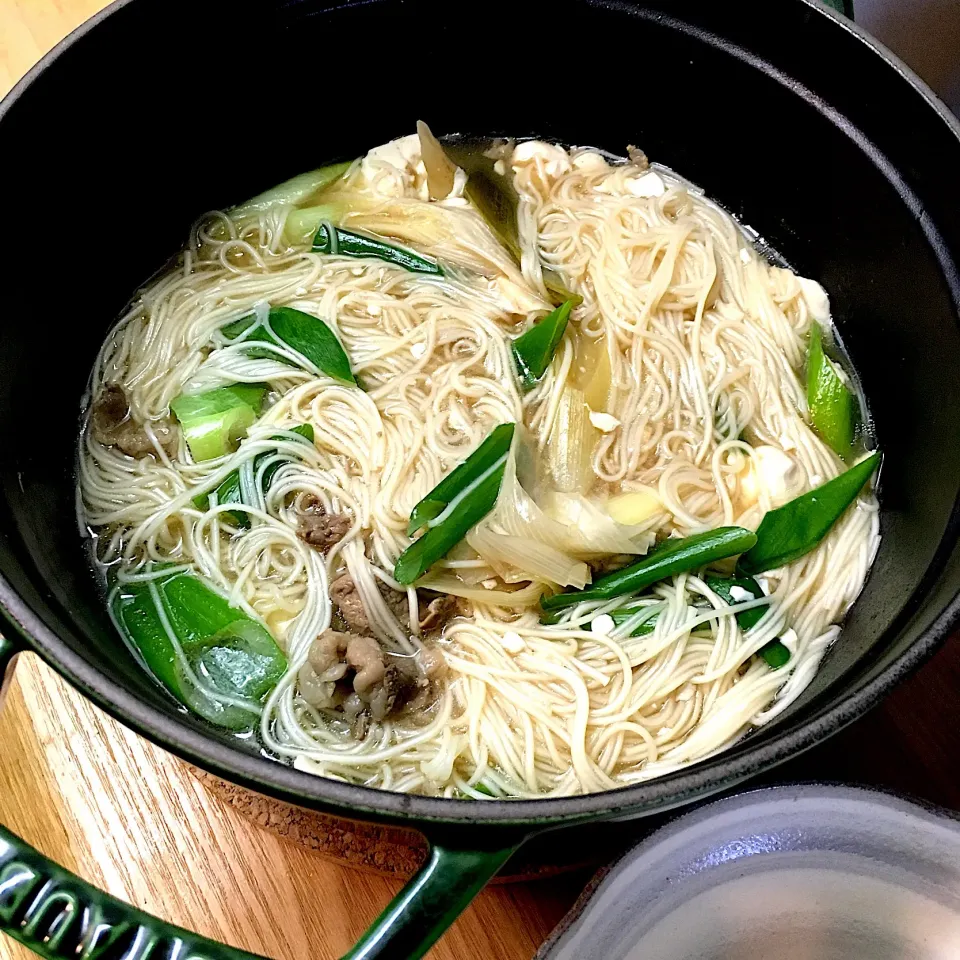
[221,306,356,385]
[111,568,286,730]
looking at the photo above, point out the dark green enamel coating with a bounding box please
[0,820,517,960]
[3,636,258,960]
[0,825,262,960]
[340,840,520,960]
[0,635,18,705]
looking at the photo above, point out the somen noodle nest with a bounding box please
[79,131,880,798]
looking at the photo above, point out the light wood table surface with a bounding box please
[2,5,960,960]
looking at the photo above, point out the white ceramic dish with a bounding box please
[537,785,960,960]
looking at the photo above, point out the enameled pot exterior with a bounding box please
[2,1,960,957]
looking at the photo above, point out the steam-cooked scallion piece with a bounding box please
[442,138,580,305]
[807,324,855,456]
[705,575,790,669]
[512,300,577,390]
[395,469,505,585]
[231,161,352,219]
[540,527,758,613]
[170,384,266,462]
[609,605,660,635]
[738,451,881,575]
[221,306,356,385]
[395,423,516,584]
[193,424,314,527]
[284,201,349,244]
[110,569,287,731]
[312,222,443,276]
[407,423,516,535]
[759,640,791,668]
[704,575,769,632]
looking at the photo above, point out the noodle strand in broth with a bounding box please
[79,132,879,798]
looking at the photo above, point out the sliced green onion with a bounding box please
[395,423,516,585]
[738,451,881,575]
[221,306,356,385]
[407,423,516,535]
[312,222,442,276]
[705,575,791,669]
[194,423,314,527]
[170,384,266,462]
[284,201,349,245]
[540,526,758,613]
[759,639,791,668]
[512,300,577,390]
[231,161,352,219]
[111,569,286,730]
[442,139,579,305]
[807,324,855,456]
[704,575,769,632]
[608,604,661,636]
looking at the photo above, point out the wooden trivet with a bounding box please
[190,768,600,883]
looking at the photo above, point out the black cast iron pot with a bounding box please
[2,1,960,957]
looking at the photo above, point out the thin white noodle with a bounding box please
[78,136,879,799]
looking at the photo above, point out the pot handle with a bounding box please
[0,635,523,960]
[341,835,522,960]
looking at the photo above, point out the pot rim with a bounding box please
[2,0,960,829]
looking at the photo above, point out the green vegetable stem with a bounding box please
[807,323,855,456]
[231,160,352,219]
[540,526,758,613]
[395,423,516,584]
[312,222,442,276]
[170,384,266,462]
